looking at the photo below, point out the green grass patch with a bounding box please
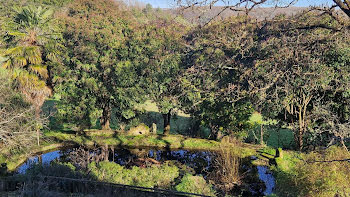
[44,130,258,156]
[247,112,295,150]
[175,174,216,196]
[88,161,180,188]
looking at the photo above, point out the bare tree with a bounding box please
[333,0,350,18]
[174,0,350,26]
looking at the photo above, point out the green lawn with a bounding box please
[44,130,257,156]
[43,99,194,135]
[247,112,295,149]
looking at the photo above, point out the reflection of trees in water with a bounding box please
[67,145,110,169]
[64,146,214,175]
[154,150,214,175]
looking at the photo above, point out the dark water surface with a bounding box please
[17,147,214,175]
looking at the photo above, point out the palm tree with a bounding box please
[1,6,60,145]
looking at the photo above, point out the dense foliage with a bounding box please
[54,0,145,130]
[1,0,350,196]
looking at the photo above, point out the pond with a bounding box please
[16,146,275,196]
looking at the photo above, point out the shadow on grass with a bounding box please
[156,134,172,152]
[112,133,125,150]
[139,111,194,136]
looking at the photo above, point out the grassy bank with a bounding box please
[0,130,258,172]
[44,130,257,156]
[0,142,68,171]
[270,146,350,197]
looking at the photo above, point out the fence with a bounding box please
[0,176,211,197]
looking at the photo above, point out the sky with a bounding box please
[137,0,335,8]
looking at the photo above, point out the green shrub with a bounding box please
[25,162,85,179]
[88,161,179,188]
[175,174,216,196]
[275,146,350,197]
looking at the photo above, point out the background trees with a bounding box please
[0,0,348,152]
[176,10,350,148]
[174,0,350,21]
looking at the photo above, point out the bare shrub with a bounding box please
[0,69,44,152]
[209,136,242,192]
[69,145,110,170]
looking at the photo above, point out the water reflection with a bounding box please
[17,147,214,176]
[17,150,61,174]
[16,146,275,196]
[257,166,275,195]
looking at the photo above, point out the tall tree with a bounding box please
[179,16,256,139]
[56,0,144,130]
[1,5,61,106]
[137,16,189,134]
[1,5,61,145]
[248,13,350,150]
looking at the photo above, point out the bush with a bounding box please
[25,162,85,179]
[275,146,350,197]
[175,174,216,196]
[209,140,241,192]
[88,161,179,188]
[0,68,43,152]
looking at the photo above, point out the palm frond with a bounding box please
[14,56,27,67]
[12,69,46,90]
[28,64,48,79]
[3,46,42,68]
[25,46,42,65]
[1,60,11,69]
[14,6,54,29]
[8,32,27,38]
[11,69,51,105]
[5,46,24,57]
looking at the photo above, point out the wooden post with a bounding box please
[260,124,264,145]
[152,123,157,134]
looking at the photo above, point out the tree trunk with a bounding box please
[35,106,41,146]
[163,111,171,135]
[38,155,43,165]
[101,104,111,130]
[333,0,350,18]
[103,145,109,161]
[260,124,264,145]
[296,108,304,151]
[295,94,311,151]
[298,129,304,151]
[340,136,349,152]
